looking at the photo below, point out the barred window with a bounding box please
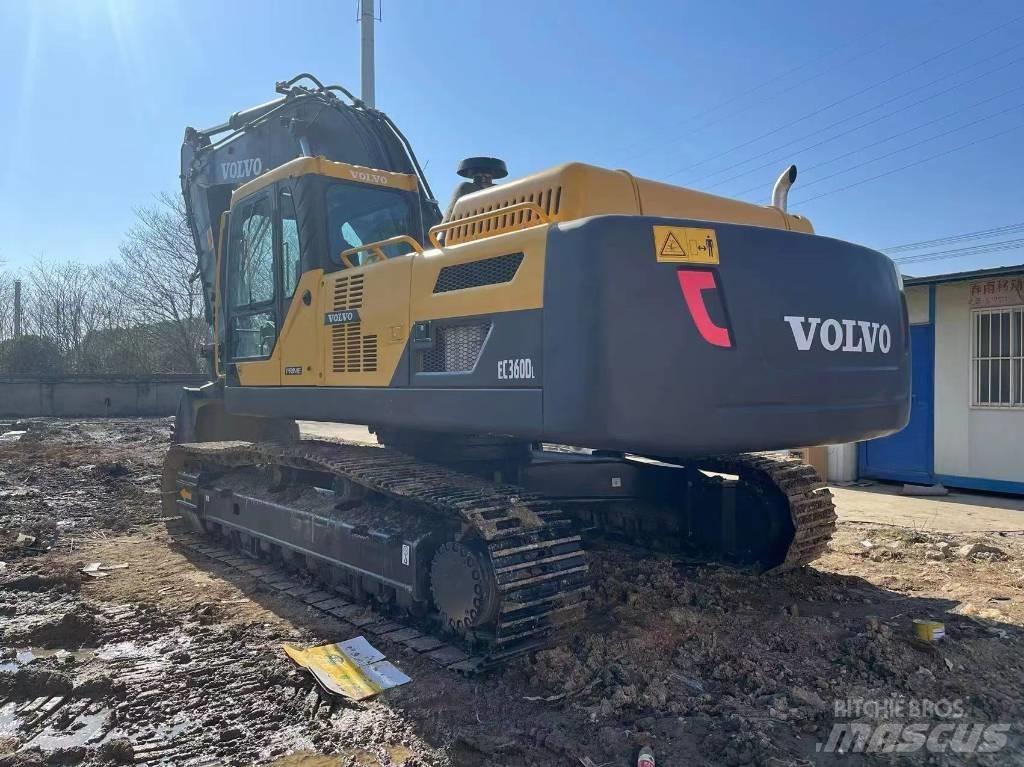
[972,308,1024,407]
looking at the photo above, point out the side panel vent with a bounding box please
[433,253,524,294]
[362,335,379,372]
[419,322,491,373]
[333,274,364,311]
[331,274,377,373]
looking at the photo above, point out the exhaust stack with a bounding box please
[771,164,797,212]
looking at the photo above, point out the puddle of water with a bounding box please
[266,752,348,766]
[152,720,190,742]
[0,647,96,672]
[0,701,20,737]
[95,640,163,662]
[32,709,111,750]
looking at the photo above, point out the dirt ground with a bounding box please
[1,419,1023,766]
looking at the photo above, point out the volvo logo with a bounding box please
[784,316,892,353]
[349,169,390,185]
[220,158,263,181]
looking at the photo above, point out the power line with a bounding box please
[792,121,1024,205]
[698,45,1024,192]
[893,238,1024,265]
[790,101,1024,194]
[621,26,895,162]
[882,222,1024,253]
[621,4,972,164]
[728,81,1024,199]
[658,12,1024,181]
[617,39,865,157]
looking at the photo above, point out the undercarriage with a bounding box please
[162,431,836,671]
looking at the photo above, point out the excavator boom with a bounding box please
[181,74,440,325]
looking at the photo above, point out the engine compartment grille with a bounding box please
[445,187,561,245]
[331,274,378,373]
[419,322,491,373]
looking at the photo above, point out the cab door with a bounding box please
[276,182,324,386]
[224,182,322,386]
[225,190,281,385]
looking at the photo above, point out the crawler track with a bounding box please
[174,532,500,673]
[165,439,590,671]
[694,452,838,572]
[163,441,836,672]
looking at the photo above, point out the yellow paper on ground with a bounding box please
[283,636,411,700]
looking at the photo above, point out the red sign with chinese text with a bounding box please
[969,276,1024,308]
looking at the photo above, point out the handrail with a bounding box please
[213,211,229,380]
[428,201,549,249]
[338,234,424,268]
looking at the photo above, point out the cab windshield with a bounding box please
[326,181,418,266]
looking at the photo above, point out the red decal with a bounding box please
[676,270,732,348]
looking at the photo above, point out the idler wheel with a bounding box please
[430,541,499,636]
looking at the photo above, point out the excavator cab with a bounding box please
[216,157,428,382]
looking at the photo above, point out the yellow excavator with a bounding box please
[165,74,910,667]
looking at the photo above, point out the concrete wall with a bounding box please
[933,280,1024,483]
[0,376,210,418]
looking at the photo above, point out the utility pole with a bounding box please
[359,0,376,108]
[13,280,22,338]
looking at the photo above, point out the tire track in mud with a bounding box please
[1,590,431,766]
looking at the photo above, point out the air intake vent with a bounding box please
[333,274,364,310]
[419,322,491,373]
[330,274,377,373]
[434,253,524,293]
[446,187,561,245]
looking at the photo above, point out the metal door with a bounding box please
[859,324,934,483]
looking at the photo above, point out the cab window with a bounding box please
[279,187,301,297]
[227,195,276,359]
[326,181,417,266]
[229,197,274,308]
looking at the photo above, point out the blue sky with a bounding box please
[0,0,1022,276]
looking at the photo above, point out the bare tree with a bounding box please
[0,266,13,342]
[109,193,207,373]
[0,193,209,375]
[22,257,103,368]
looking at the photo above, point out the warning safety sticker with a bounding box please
[653,226,720,264]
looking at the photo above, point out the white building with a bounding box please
[859,264,1024,493]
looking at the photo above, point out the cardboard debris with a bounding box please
[81,562,129,578]
[283,636,410,700]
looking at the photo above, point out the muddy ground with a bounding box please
[1,419,1023,766]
